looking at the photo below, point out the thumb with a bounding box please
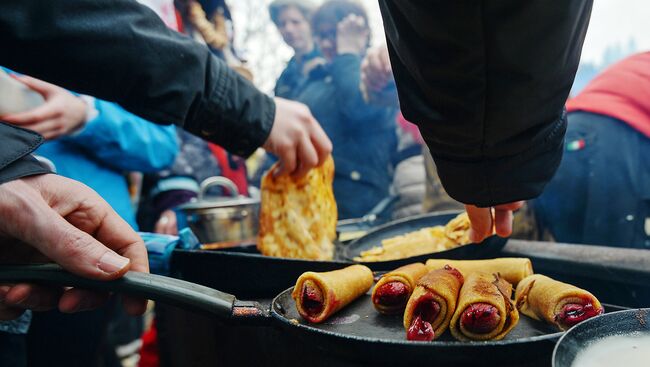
[29,206,131,280]
[11,74,56,97]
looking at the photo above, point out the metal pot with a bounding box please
[177,177,259,244]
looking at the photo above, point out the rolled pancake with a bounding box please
[426,258,533,286]
[372,263,429,314]
[450,272,519,341]
[515,274,603,331]
[292,265,373,323]
[403,266,464,341]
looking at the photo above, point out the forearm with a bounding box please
[0,0,273,157]
[378,0,593,206]
[65,99,179,172]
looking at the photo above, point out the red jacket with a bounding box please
[567,52,650,139]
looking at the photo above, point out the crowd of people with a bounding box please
[0,0,648,366]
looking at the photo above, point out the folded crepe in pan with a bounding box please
[425,258,533,286]
[450,272,519,341]
[515,274,603,331]
[372,263,429,314]
[403,266,464,341]
[292,264,373,323]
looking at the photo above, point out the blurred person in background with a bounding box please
[533,51,650,248]
[0,72,178,367]
[269,0,322,100]
[256,0,398,220]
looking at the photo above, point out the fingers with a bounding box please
[7,177,132,280]
[58,288,110,314]
[0,102,59,125]
[0,285,25,321]
[465,201,524,242]
[493,201,524,237]
[310,121,332,166]
[293,134,319,178]
[274,143,298,177]
[465,205,494,243]
[2,283,62,312]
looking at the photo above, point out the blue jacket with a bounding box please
[274,47,322,100]
[37,99,178,229]
[297,54,398,219]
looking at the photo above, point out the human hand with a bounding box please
[0,174,149,320]
[0,75,88,140]
[263,98,332,177]
[465,201,525,243]
[361,44,393,92]
[336,14,369,56]
[154,210,178,236]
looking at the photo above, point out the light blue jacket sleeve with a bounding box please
[63,99,179,172]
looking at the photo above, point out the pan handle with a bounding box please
[0,264,244,319]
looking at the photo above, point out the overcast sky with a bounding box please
[360,0,650,65]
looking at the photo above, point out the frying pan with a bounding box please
[553,308,650,367]
[344,211,508,270]
[0,264,625,367]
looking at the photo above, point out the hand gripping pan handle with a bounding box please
[0,264,266,320]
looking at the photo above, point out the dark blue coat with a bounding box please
[296,54,398,219]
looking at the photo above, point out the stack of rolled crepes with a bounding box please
[372,263,429,314]
[426,258,533,286]
[403,266,464,341]
[292,264,373,323]
[450,272,519,341]
[515,274,603,331]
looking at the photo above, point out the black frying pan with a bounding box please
[553,308,650,367]
[0,264,625,367]
[344,211,507,271]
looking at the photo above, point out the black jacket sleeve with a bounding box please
[0,0,273,158]
[378,0,593,207]
[0,122,50,184]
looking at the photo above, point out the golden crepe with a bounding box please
[372,263,429,314]
[403,266,464,341]
[257,156,337,260]
[515,274,603,331]
[450,272,519,341]
[292,265,373,323]
[425,258,533,286]
[354,213,471,262]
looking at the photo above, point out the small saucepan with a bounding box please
[176,176,259,245]
[553,308,650,367]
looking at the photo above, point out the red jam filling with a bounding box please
[406,295,440,341]
[407,315,435,341]
[460,303,500,334]
[556,301,603,327]
[375,281,409,307]
[301,283,324,315]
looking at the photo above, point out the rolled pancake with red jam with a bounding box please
[515,274,603,331]
[403,266,464,341]
[450,272,519,341]
[372,263,429,315]
[292,265,373,323]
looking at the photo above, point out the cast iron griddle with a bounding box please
[272,287,624,367]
